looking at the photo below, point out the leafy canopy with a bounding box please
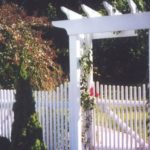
[0,3,63,89]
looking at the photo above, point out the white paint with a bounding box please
[69,35,82,150]
[59,5,137,38]
[81,4,101,18]
[92,30,137,39]
[127,0,138,13]
[103,1,122,16]
[52,12,150,35]
[61,6,83,20]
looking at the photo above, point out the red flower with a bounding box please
[95,92,100,97]
[89,87,100,97]
[89,87,94,96]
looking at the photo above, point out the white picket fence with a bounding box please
[92,82,148,150]
[0,82,149,150]
[0,83,70,150]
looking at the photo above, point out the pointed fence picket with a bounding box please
[0,89,14,139]
[34,83,70,150]
[0,83,70,150]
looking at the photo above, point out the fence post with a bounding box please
[69,35,82,150]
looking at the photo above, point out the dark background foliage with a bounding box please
[0,0,149,86]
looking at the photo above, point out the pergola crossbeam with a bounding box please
[53,12,150,35]
[57,3,138,37]
[92,30,137,39]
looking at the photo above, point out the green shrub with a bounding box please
[10,77,46,150]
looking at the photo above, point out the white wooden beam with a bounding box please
[103,1,122,16]
[92,30,137,39]
[81,4,101,18]
[127,0,138,13]
[52,12,150,35]
[81,3,136,38]
[61,6,83,20]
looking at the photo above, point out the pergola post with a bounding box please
[148,29,150,150]
[69,35,82,150]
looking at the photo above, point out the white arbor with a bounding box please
[52,1,150,150]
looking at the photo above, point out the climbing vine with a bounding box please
[80,42,95,149]
[80,48,94,111]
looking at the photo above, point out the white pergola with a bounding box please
[52,1,150,150]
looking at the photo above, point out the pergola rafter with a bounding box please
[52,1,150,150]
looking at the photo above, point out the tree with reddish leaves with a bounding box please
[0,3,64,89]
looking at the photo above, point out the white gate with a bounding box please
[91,82,148,150]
